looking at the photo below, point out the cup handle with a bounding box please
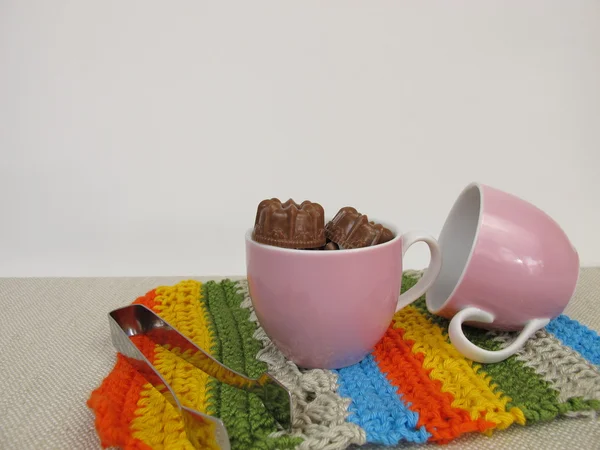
[448,307,550,363]
[395,231,442,312]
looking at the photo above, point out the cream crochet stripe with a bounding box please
[492,329,600,410]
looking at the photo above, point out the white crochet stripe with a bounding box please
[491,329,600,417]
[236,280,367,450]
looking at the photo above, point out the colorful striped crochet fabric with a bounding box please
[88,274,600,449]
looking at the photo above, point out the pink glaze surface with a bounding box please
[427,183,580,331]
[245,227,404,369]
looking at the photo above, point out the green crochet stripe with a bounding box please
[199,282,222,419]
[404,274,596,422]
[201,280,302,450]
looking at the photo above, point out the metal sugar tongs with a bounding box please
[109,304,293,450]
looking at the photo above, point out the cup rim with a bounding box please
[245,218,402,255]
[426,181,484,314]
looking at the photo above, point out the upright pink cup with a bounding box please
[426,182,580,363]
[245,224,442,369]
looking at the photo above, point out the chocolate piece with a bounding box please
[325,207,394,249]
[253,198,326,249]
[324,241,339,250]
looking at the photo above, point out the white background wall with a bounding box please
[1,1,599,277]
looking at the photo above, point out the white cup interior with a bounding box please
[426,183,482,313]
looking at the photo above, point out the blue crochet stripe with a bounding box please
[334,353,431,445]
[546,315,600,365]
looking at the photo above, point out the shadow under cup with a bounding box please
[244,223,404,369]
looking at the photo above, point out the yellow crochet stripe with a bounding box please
[392,305,526,432]
[130,280,218,449]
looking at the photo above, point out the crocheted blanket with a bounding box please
[88,274,600,449]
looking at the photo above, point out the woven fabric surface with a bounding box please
[1,270,599,450]
[85,274,600,450]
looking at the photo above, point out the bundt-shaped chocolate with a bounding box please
[325,207,394,249]
[253,198,326,249]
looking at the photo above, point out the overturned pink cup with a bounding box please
[245,223,442,369]
[426,182,580,363]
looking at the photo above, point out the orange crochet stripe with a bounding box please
[87,289,157,450]
[373,326,495,443]
[132,290,157,309]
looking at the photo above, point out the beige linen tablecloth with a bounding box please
[1,270,599,450]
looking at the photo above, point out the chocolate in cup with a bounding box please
[325,207,394,249]
[324,241,339,250]
[253,198,326,249]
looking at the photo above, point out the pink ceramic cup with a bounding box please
[426,182,580,363]
[245,223,442,369]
